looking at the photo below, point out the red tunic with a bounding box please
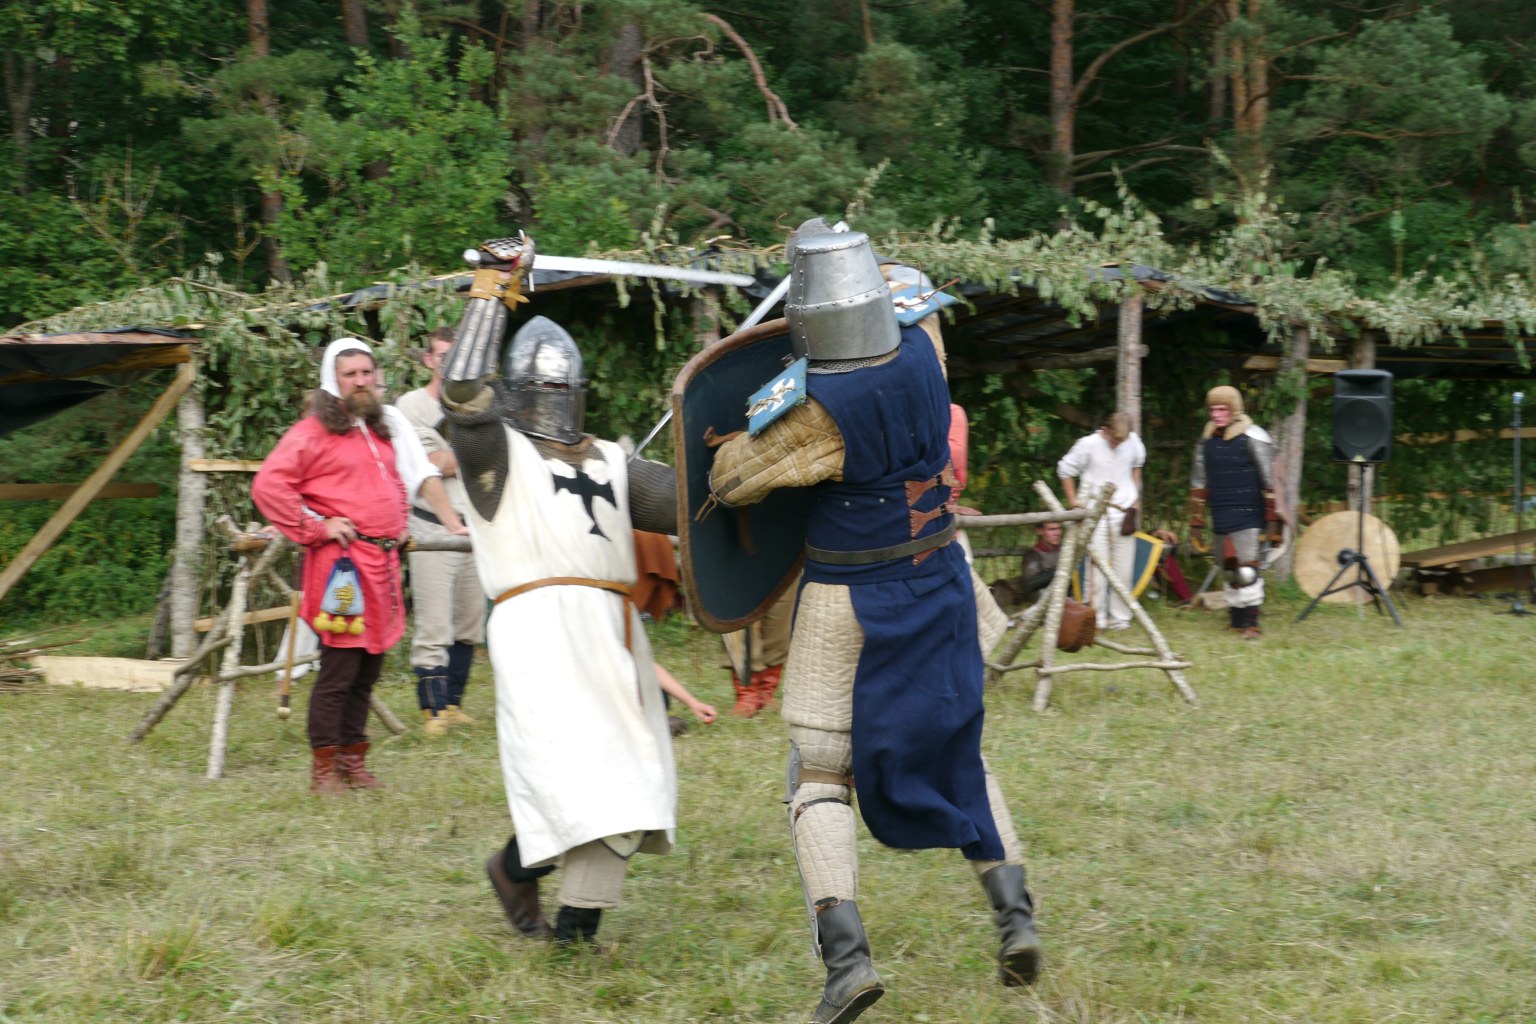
[252,416,409,654]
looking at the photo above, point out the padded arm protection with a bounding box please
[627,458,678,535]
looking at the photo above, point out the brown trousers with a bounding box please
[310,646,385,749]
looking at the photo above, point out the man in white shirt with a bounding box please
[395,327,486,735]
[1056,412,1146,630]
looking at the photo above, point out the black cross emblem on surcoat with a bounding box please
[553,467,616,539]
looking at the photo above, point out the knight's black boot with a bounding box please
[554,905,604,949]
[809,899,884,1024]
[981,864,1041,986]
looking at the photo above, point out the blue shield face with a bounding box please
[673,323,810,633]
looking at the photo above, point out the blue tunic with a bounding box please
[1203,433,1265,535]
[803,325,1004,862]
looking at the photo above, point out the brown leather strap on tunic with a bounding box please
[493,577,636,651]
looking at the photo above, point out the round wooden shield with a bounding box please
[1293,510,1401,603]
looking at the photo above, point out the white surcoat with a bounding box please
[466,429,676,867]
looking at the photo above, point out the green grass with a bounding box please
[4,588,1536,1023]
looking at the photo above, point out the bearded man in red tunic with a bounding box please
[253,341,421,793]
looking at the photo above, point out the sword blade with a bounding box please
[534,254,755,288]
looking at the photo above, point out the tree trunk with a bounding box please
[1207,8,1227,126]
[1048,0,1075,199]
[1272,326,1309,581]
[248,0,290,283]
[3,52,37,196]
[1171,0,1189,97]
[340,0,368,48]
[607,21,644,158]
[171,390,208,659]
[522,0,541,49]
[1226,0,1247,137]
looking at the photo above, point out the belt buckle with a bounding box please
[381,537,398,551]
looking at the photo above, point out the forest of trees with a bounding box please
[4,1,1534,622]
[5,0,1536,323]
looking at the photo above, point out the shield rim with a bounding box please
[672,317,806,633]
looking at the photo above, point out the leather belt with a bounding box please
[355,532,401,551]
[493,577,636,652]
[804,519,956,566]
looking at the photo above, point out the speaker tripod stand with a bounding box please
[1297,459,1403,627]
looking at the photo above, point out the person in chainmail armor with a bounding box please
[438,297,680,949]
[1189,385,1279,639]
[708,225,1041,1024]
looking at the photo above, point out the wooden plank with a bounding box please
[1397,427,1536,446]
[1242,354,1348,373]
[1401,529,1536,569]
[0,362,194,605]
[31,655,188,693]
[194,605,296,632]
[188,458,265,473]
[0,483,163,500]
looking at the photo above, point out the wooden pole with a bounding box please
[1031,484,1109,711]
[1034,485,1197,708]
[1272,325,1309,580]
[1116,288,1144,433]
[171,383,207,658]
[207,550,255,779]
[0,362,194,605]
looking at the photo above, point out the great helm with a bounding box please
[783,228,900,362]
[503,315,587,444]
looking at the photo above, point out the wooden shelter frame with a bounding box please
[973,482,1197,712]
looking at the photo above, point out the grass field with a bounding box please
[4,585,1536,1024]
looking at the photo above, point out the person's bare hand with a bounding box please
[690,701,718,725]
[324,517,357,546]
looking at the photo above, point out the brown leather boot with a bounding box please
[729,674,761,718]
[485,853,554,939]
[750,665,784,712]
[337,741,382,789]
[310,746,347,795]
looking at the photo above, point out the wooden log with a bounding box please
[1116,289,1144,433]
[1046,660,1193,674]
[206,550,255,780]
[194,605,294,632]
[187,458,265,472]
[960,508,1091,529]
[1271,325,1310,581]
[0,361,194,605]
[172,388,209,658]
[216,651,319,682]
[1241,354,1347,373]
[371,695,407,735]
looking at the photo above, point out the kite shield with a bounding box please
[673,318,809,633]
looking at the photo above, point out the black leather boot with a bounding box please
[809,900,884,1024]
[554,905,603,948]
[981,864,1042,986]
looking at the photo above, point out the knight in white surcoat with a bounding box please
[439,296,679,947]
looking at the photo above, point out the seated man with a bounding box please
[991,521,1063,614]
